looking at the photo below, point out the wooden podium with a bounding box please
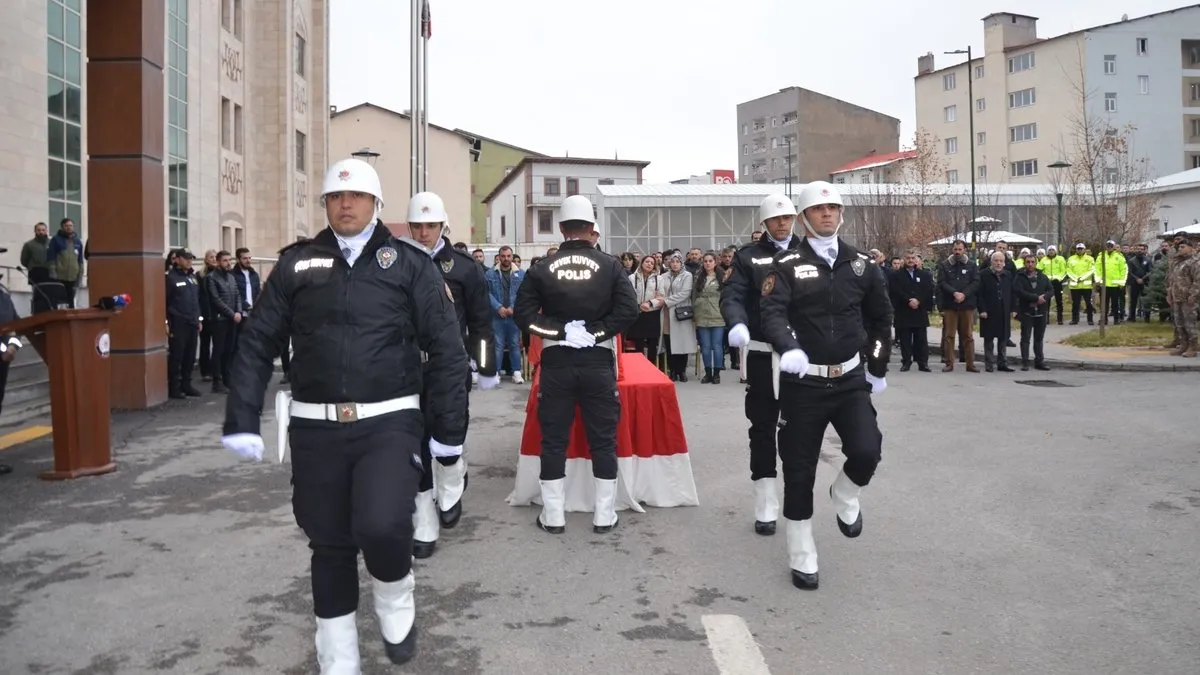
[0,308,116,480]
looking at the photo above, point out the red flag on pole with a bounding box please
[421,0,431,39]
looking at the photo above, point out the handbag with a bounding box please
[674,305,694,321]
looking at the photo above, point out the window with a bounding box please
[945,137,958,154]
[500,215,506,238]
[598,178,614,185]
[1010,159,1038,177]
[741,124,748,135]
[233,103,244,153]
[974,64,985,79]
[835,176,846,184]
[1009,123,1038,143]
[222,0,244,38]
[943,72,956,90]
[976,98,986,112]
[978,165,987,179]
[946,170,959,183]
[47,0,85,245]
[294,34,306,77]
[1104,168,1118,183]
[1191,119,1200,138]
[1104,92,1117,112]
[165,0,189,247]
[1104,55,1116,75]
[1008,52,1035,73]
[566,178,578,196]
[1136,38,1147,55]
[295,131,306,172]
[741,164,748,176]
[1138,75,1150,94]
[1192,154,1200,169]
[1192,83,1200,101]
[977,132,987,145]
[1191,46,1200,65]
[771,117,778,127]
[537,210,553,234]
[944,105,957,122]
[544,178,561,195]
[771,137,778,149]
[742,144,748,155]
[221,97,231,149]
[1008,88,1036,108]
[782,112,797,125]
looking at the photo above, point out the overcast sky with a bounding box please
[329,0,1188,183]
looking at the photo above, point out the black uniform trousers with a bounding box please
[1127,282,1145,320]
[1070,289,1094,323]
[896,326,929,368]
[1019,315,1047,365]
[537,350,620,481]
[0,359,10,414]
[166,318,198,394]
[777,370,882,521]
[210,320,237,386]
[417,371,471,493]
[198,322,212,378]
[1102,286,1122,322]
[744,351,781,481]
[290,409,424,619]
[1049,280,1064,323]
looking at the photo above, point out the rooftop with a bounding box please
[1131,166,1200,195]
[829,150,918,175]
[481,156,651,204]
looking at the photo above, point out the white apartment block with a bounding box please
[482,157,648,246]
[0,0,327,306]
[914,7,1200,186]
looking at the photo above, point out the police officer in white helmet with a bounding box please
[719,194,803,537]
[405,190,498,559]
[221,157,469,670]
[758,180,892,590]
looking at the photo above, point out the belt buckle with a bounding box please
[828,365,844,378]
[334,403,359,423]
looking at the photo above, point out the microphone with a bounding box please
[13,266,64,313]
[96,294,132,311]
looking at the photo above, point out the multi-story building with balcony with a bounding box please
[914,7,1200,185]
[482,157,648,247]
[735,87,901,184]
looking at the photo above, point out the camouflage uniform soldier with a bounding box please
[1167,239,1200,358]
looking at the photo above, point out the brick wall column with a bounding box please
[86,1,168,408]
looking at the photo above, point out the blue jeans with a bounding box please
[493,317,522,374]
[696,326,726,369]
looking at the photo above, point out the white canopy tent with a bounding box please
[928,229,1043,246]
[1162,223,1200,237]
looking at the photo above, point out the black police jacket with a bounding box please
[513,239,638,364]
[760,238,893,379]
[223,224,469,444]
[165,266,202,327]
[720,235,803,341]
[432,236,496,378]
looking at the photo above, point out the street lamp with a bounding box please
[785,135,794,198]
[351,147,381,165]
[1048,160,1072,248]
[945,47,977,248]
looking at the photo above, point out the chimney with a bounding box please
[917,52,935,76]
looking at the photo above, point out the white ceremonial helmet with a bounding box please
[559,194,596,225]
[757,194,797,226]
[407,191,449,224]
[321,158,384,223]
[795,181,845,237]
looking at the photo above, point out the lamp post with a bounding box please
[351,147,381,165]
[785,135,793,198]
[945,47,977,248]
[1048,160,1071,248]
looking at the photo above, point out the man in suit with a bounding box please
[890,250,934,372]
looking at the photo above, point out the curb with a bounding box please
[924,344,1200,373]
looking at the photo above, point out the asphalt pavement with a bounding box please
[1,367,1198,674]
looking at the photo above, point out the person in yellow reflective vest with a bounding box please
[1037,245,1068,325]
[1065,243,1096,325]
[1094,239,1128,325]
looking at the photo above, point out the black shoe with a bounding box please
[382,625,418,665]
[0,464,12,475]
[1069,321,1079,325]
[438,475,467,528]
[1021,364,1030,371]
[985,364,994,372]
[754,520,776,536]
[212,383,228,394]
[536,515,564,535]
[997,365,1014,372]
[791,570,819,590]
[899,364,911,372]
[1006,339,1017,348]
[1034,363,1051,371]
[412,540,436,559]
[182,386,202,397]
[701,368,713,384]
[712,371,721,384]
[678,372,688,383]
[918,364,931,372]
[169,391,186,400]
[831,485,862,538]
[593,515,619,534]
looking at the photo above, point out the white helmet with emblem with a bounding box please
[559,194,596,225]
[795,181,845,237]
[757,194,797,226]
[407,191,448,224]
[321,158,384,225]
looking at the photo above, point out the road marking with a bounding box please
[702,614,772,675]
[0,425,53,451]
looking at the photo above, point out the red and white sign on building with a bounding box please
[711,169,735,184]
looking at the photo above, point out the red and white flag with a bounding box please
[420,0,431,39]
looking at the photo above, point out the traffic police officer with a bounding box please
[760,181,892,591]
[165,248,203,399]
[221,157,468,671]
[0,275,25,476]
[405,190,498,559]
[721,194,804,536]
[513,195,639,534]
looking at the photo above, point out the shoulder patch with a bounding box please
[761,272,776,296]
[857,252,871,261]
[851,258,867,277]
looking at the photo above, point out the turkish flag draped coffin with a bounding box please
[505,336,699,513]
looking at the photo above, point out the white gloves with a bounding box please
[778,349,810,375]
[865,373,887,395]
[430,439,463,458]
[563,320,596,349]
[477,374,500,390]
[469,359,478,371]
[222,433,264,462]
[727,323,750,348]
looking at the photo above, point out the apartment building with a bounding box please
[736,87,901,184]
[915,7,1200,185]
[829,150,918,184]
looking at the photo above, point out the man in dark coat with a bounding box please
[889,250,934,372]
[977,251,1015,372]
[1012,255,1053,371]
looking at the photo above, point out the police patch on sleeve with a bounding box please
[440,258,454,274]
[761,272,776,296]
[376,246,397,269]
[851,258,866,277]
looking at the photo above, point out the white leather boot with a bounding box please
[829,469,864,538]
[592,477,619,533]
[315,611,361,675]
[753,477,779,535]
[372,572,417,665]
[412,489,439,558]
[433,457,467,528]
[537,478,566,533]
[785,518,819,590]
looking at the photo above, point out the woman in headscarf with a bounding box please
[658,252,697,381]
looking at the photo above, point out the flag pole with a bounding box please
[409,0,419,195]
[421,1,430,192]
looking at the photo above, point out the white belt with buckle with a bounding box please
[740,340,781,400]
[805,353,861,379]
[542,337,619,379]
[290,394,420,423]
